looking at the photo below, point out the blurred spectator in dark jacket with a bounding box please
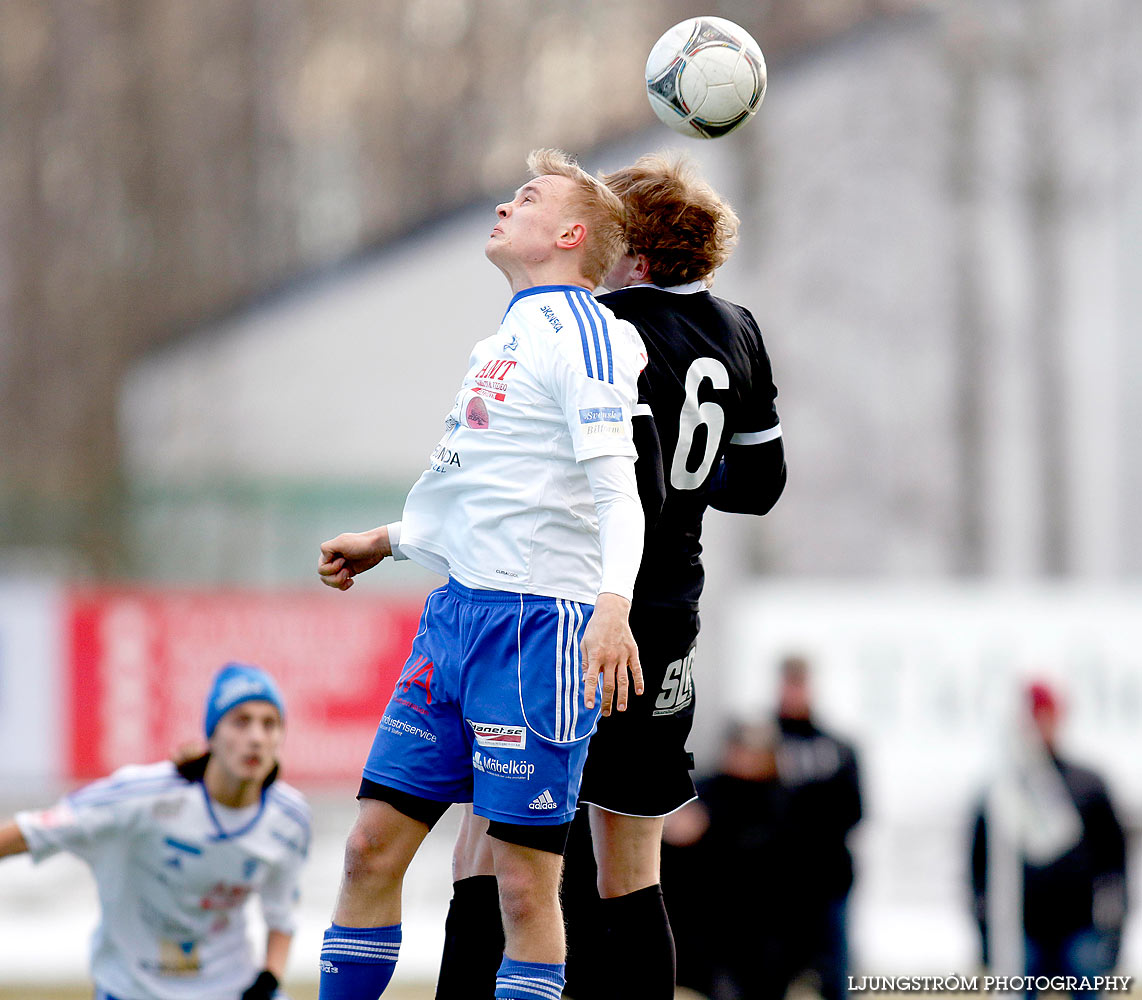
[662,719,789,1000]
[970,680,1127,997]
[772,655,862,1000]
[661,655,862,1000]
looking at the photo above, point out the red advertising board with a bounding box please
[66,586,428,786]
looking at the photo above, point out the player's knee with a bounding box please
[342,822,404,885]
[496,869,555,928]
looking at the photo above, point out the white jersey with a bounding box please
[15,761,310,1000]
[397,284,646,605]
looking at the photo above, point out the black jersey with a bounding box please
[598,285,784,609]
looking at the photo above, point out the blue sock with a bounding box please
[318,922,401,1000]
[494,955,565,1000]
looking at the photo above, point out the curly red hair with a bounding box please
[601,153,739,286]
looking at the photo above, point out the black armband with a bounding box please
[241,969,279,1000]
[707,438,786,515]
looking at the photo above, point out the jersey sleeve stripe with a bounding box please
[574,291,611,385]
[68,770,178,796]
[269,783,309,810]
[563,291,596,379]
[579,292,614,384]
[67,776,184,807]
[730,423,782,445]
[633,403,652,417]
[566,291,602,381]
[268,791,312,833]
[578,295,606,385]
[268,781,309,809]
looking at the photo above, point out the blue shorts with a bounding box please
[363,579,602,826]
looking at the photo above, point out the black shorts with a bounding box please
[577,604,699,817]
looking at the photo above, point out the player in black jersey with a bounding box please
[434,154,785,1000]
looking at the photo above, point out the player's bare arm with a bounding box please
[264,928,292,978]
[582,592,643,716]
[239,927,291,999]
[0,820,29,859]
[318,524,393,590]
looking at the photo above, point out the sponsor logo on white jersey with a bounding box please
[539,304,563,333]
[431,442,462,470]
[472,358,517,401]
[578,406,624,424]
[468,720,527,749]
[529,788,558,811]
[471,750,535,781]
[464,395,490,429]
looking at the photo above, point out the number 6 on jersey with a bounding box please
[671,357,730,490]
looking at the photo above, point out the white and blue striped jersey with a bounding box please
[397,284,646,605]
[15,761,310,1000]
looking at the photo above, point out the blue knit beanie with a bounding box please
[204,662,286,739]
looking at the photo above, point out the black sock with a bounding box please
[561,808,602,999]
[598,884,676,1000]
[435,875,503,1000]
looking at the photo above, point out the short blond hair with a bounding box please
[527,148,627,287]
[602,153,739,285]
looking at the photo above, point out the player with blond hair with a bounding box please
[524,148,630,287]
[315,148,654,1000]
[436,151,786,1000]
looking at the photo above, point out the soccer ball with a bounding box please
[645,16,767,139]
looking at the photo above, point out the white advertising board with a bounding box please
[0,579,63,788]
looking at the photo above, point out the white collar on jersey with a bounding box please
[611,279,707,295]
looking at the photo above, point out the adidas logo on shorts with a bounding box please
[528,788,558,811]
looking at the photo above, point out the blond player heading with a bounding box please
[0,662,309,1000]
[437,152,787,1000]
[315,149,648,1000]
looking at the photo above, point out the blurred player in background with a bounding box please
[0,661,309,1000]
[315,148,647,1000]
[436,152,786,1000]
[971,680,1127,996]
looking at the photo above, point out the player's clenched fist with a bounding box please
[318,525,392,591]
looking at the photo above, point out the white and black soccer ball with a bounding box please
[645,16,767,139]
